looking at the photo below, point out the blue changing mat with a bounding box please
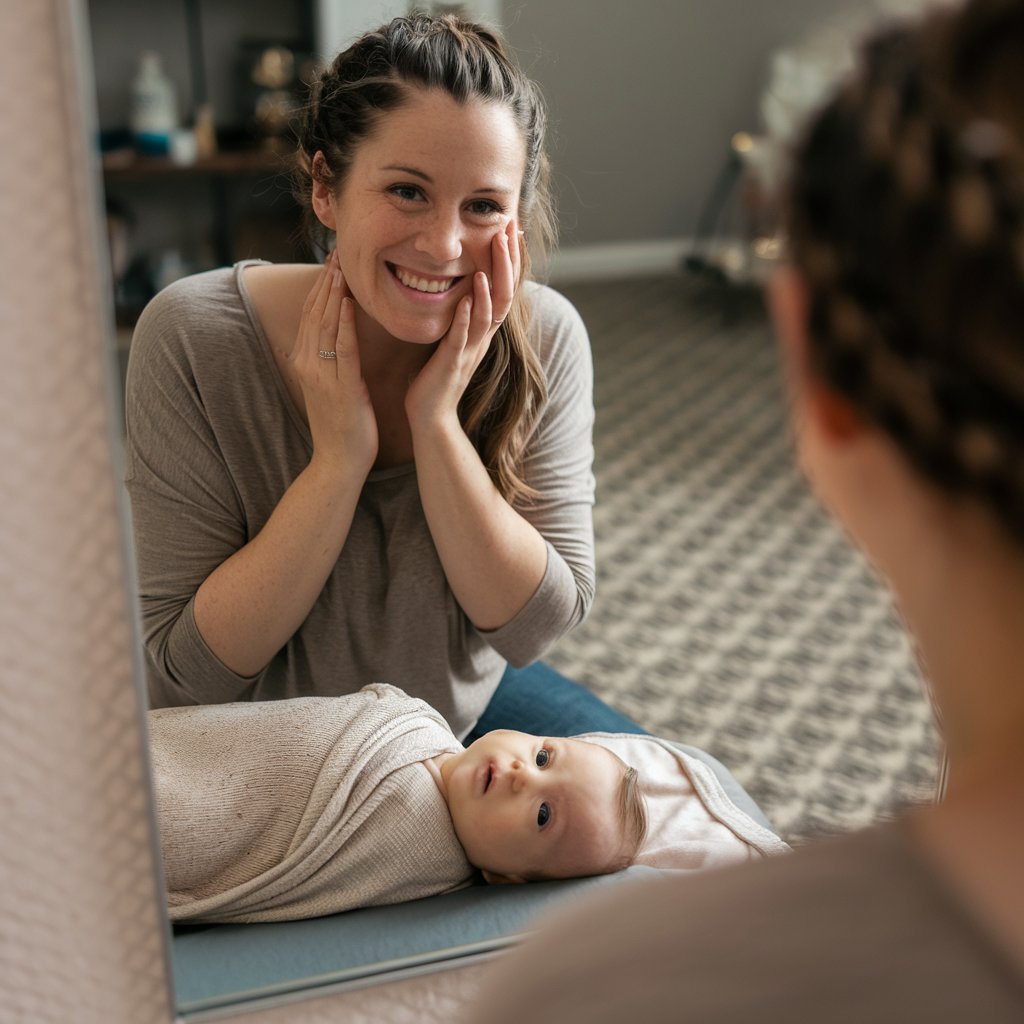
[172,868,653,1014]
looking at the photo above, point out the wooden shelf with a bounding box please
[102,147,292,182]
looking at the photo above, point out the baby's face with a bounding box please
[440,730,627,884]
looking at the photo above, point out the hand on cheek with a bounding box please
[404,223,521,433]
[490,220,521,322]
[293,250,378,474]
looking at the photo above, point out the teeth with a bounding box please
[394,266,456,293]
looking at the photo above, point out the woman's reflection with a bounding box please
[124,12,643,741]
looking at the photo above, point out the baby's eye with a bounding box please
[537,802,551,828]
[535,748,550,768]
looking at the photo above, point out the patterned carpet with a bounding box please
[547,274,942,845]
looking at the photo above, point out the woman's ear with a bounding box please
[769,266,863,443]
[310,151,337,230]
[481,869,526,885]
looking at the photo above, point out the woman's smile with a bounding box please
[387,261,465,300]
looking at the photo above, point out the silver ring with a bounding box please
[318,350,337,360]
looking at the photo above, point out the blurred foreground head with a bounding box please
[785,0,1024,548]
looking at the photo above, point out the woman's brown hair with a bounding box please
[294,12,555,504]
[785,0,1024,542]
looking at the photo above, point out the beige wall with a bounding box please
[503,0,871,247]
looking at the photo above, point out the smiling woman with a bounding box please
[124,12,645,740]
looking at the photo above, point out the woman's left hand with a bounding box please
[405,219,521,432]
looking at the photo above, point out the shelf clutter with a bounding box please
[93,0,316,332]
[102,130,303,333]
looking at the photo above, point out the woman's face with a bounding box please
[318,86,526,346]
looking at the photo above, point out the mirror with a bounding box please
[4,0,938,1018]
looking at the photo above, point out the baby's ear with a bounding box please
[481,869,526,885]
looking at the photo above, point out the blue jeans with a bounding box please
[463,661,647,745]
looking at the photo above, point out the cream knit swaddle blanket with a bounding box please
[150,683,473,924]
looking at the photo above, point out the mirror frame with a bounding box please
[0,2,497,1020]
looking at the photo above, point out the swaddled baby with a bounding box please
[151,683,648,924]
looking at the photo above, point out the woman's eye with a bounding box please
[535,748,550,768]
[389,184,422,202]
[537,802,551,828]
[468,200,501,216]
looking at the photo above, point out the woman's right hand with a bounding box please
[188,254,378,680]
[292,251,378,477]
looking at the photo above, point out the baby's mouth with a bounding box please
[483,764,494,795]
[388,262,462,294]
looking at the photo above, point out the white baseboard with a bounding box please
[543,238,694,285]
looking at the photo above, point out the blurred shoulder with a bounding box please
[471,824,1009,1024]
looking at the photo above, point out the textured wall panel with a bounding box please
[0,2,173,1022]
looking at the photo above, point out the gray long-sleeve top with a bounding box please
[124,262,596,737]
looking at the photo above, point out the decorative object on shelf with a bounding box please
[182,0,218,162]
[169,128,198,166]
[193,103,218,161]
[98,8,314,321]
[238,41,317,153]
[130,51,179,157]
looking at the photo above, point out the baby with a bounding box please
[428,724,648,886]
[151,683,647,924]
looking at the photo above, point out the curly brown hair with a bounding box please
[294,12,556,504]
[785,0,1024,542]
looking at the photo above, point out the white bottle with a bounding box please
[130,51,178,157]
